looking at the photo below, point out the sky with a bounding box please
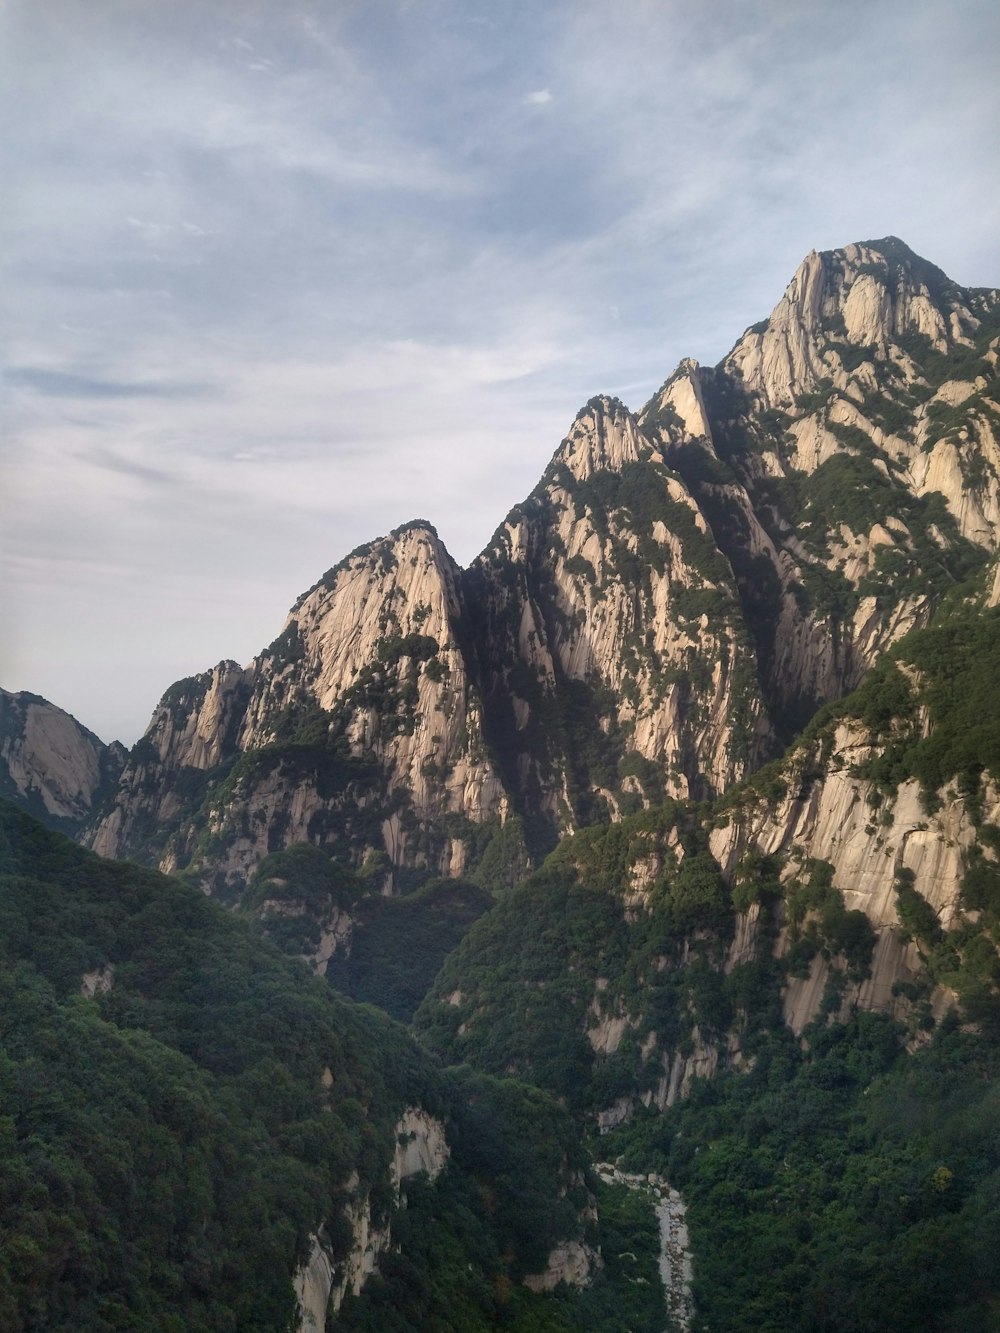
[3,0,999,745]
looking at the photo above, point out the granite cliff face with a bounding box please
[92,522,506,891]
[711,727,993,1037]
[645,239,999,737]
[465,395,770,836]
[90,238,1000,930]
[293,1106,450,1330]
[0,689,124,834]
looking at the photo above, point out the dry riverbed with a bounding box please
[595,1163,694,1332]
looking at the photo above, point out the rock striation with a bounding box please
[710,711,999,1037]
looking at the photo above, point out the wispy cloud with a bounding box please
[6,366,215,400]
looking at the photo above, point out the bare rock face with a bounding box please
[420,601,1000,1133]
[90,661,249,860]
[293,1106,451,1331]
[247,523,504,833]
[0,689,124,834]
[522,1238,600,1294]
[718,238,1000,550]
[726,248,831,409]
[726,240,958,408]
[710,679,998,1036]
[92,522,507,890]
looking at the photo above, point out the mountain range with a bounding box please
[3,235,1000,1331]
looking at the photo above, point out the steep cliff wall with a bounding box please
[293,1107,450,1330]
[719,239,1000,553]
[89,660,249,862]
[465,396,770,843]
[0,688,124,834]
[712,735,994,1035]
[709,610,1000,1035]
[419,607,1000,1125]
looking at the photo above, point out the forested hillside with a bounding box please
[0,802,670,1332]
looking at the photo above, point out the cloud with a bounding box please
[5,366,215,400]
[524,89,553,106]
[87,449,184,490]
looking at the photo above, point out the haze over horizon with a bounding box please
[3,0,998,745]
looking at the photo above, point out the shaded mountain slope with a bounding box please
[463,395,770,846]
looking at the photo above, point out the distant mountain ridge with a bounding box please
[88,236,999,900]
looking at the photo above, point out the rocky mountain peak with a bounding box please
[256,520,462,737]
[723,236,990,409]
[92,515,507,885]
[553,395,651,482]
[88,236,1000,894]
[642,358,714,446]
[143,661,249,773]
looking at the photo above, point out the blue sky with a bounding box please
[3,0,999,744]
